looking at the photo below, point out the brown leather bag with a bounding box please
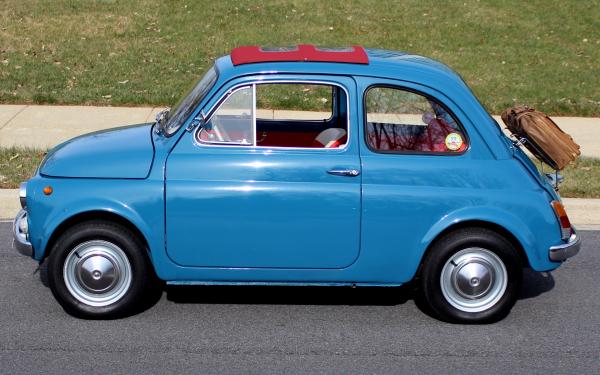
[501,106,580,170]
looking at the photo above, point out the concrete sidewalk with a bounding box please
[0,105,164,149]
[0,105,599,157]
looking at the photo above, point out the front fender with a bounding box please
[37,202,150,261]
[26,178,163,262]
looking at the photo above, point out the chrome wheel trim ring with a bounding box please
[440,248,508,313]
[63,240,132,307]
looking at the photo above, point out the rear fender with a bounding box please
[419,206,553,273]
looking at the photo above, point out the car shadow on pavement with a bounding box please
[166,284,413,306]
[518,268,555,300]
[38,262,554,312]
[165,269,554,308]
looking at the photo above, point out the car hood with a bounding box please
[40,123,155,179]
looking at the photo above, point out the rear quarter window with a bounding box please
[364,86,468,154]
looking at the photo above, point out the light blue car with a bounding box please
[13,45,580,322]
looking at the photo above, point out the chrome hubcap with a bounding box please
[64,240,132,307]
[77,253,118,293]
[440,248,507,313]
[454,261,492,299]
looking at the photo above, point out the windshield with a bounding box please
[162,66,218,136]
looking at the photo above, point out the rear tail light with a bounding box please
[551,200,572,240]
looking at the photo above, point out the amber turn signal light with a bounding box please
[43,186,53,195]
[551,200,571,240]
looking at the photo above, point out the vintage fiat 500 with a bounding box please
[13,45,580,322]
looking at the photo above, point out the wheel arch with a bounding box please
[419,219,530,274]
[41,210,151,262]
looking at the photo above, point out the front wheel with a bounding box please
[47,220,161,319]
[419,227,522,323]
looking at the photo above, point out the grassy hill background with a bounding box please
[1,0,599,115]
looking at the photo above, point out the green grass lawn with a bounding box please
[1,0,599,115]
[0,147,46,189]
[2,147,599,198]
[556,157,600,198]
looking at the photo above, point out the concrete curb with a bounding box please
[1,189,599,228]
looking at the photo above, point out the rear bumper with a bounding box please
[549,231,581,262]
[13,209,33,257]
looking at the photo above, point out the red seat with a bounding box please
[313,128,347,148]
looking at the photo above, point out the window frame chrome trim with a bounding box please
[252,84,257,146]
[195,85,255,147]
[193,79,351,151]
[362,84,470,156]
[163,65,219,138]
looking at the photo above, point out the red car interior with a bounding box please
[366,117,466,152]
[256,117,347,148]
[197,116,349,148]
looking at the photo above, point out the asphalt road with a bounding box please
[1,221,599,374]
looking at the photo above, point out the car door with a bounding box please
[165,75,361,269]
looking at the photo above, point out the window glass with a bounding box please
[196,82,349,149]
[260,46,299,52]
[255,83,347,148]
[256,84,332,121]
[198,86,253,145]
[365,87,467,153]
[164,66,218,136]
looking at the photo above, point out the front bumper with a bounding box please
[549,231,581,262]
[13,209,33,257]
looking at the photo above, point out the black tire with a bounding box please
[39,259,49,288]
[47,220,161,319]
[419,227,522,323]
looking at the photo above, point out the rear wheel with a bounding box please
[419,227,522,323]
[47,220,161,319]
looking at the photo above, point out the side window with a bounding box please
[365,87,467,153]
[198,86,254,145]
[256,84,332,121]
[197,82,349,148]
[255,83,347,148]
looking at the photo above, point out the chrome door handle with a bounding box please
[327,169,360,177]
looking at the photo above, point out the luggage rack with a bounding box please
[508,133,563,190]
